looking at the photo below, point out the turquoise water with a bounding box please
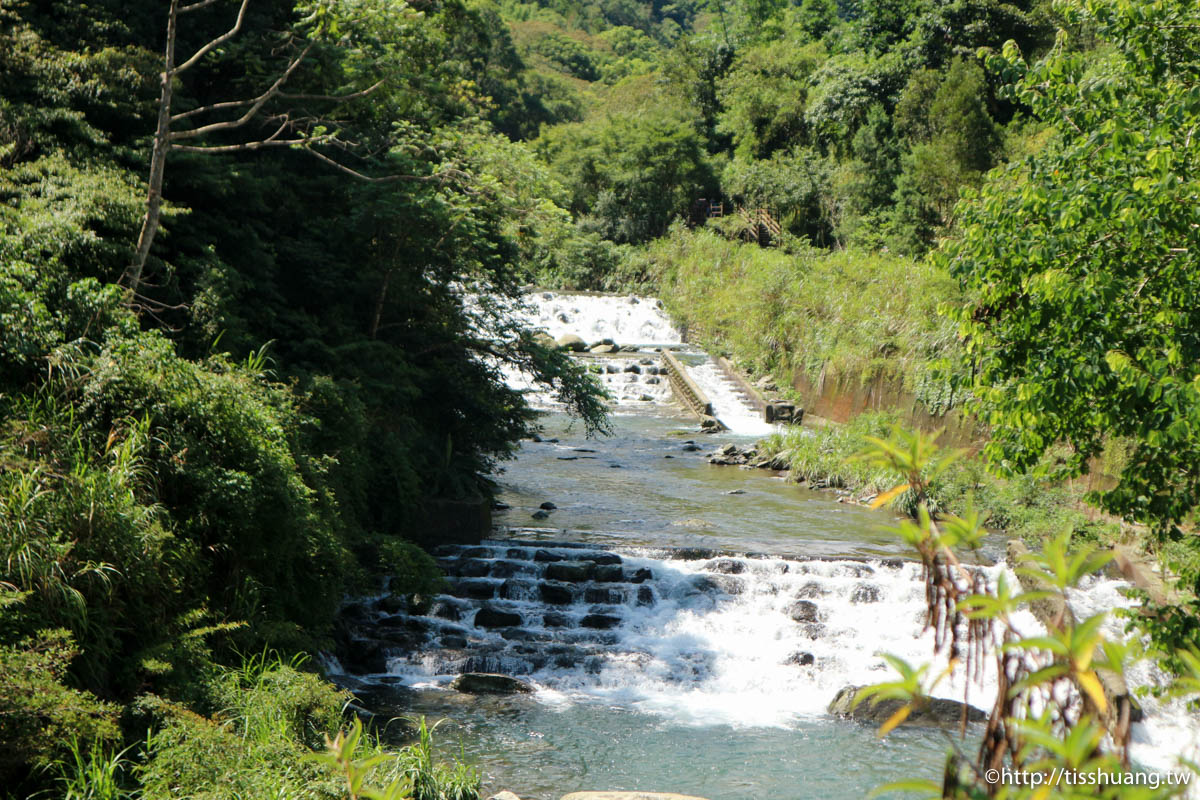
[360,682,962,800]
[346,408,982,799]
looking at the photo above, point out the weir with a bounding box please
[336,292,1200,799]
[505,291,772,435]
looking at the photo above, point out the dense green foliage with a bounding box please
[941,0,1200,663]
[0,0,605,795]
[508,0,1058,269]
[857,428,1200,800]
[757,411,1118,545]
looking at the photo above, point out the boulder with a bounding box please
[532,510,550,520]
[786,600,819,623]
[488,792,524,800]
[539,582,575,605]
[590,553,622,565]
[704,558,746,574]
[590,344,618,354]
[585,587,624,605]
[377,594,407,614]
[474,607,522,629]
[850,583,881,604]
[532,332,557,350]
[593,565,625,583]
[629,567,653,583]
[489,560,525,579]
[534,549,565,563]
[622,363,641,374]
[450,673,533,695]
[556,334,588,352]
[580,613,622,629]
[543,611,570,628]
[795,581,827,599]
[540,501,558,510]
[636,586,655,606]
[786,651,815,666]
[454,580,497,600]
[709,575,746,595]
[670,574,723,602]
[457,559,492,578]
[828,685,986,725]
[430,600,462,620]
[546,562,594,582]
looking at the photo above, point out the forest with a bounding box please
[1,0,1199,798]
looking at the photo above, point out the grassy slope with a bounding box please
[649,226,959,392]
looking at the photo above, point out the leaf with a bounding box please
[878,703,912,737]
[870,483,911,509]
[1076,669,1108,714]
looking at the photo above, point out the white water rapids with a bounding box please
[502,291,775,434]
[334,290,1199,796]
[339,542,1199,783]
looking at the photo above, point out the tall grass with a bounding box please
[46,738,134,800]
[647,226,960,391]
[758,412,1120,546]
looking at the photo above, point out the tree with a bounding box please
[126,0,393,293]
[538,112,715,243]
[939,0,1200,659]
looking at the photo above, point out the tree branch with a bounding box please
[276,80,385,102]
[177,0,224,12]
[171,0,252,75]
[171,41,313,138]
[173,78,383,124]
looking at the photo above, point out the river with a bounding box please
[329,292,1199,800]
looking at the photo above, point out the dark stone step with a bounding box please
[447,579,499,600]
[474,606,522,628]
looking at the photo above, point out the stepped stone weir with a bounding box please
[332,539,998,730]
[490,290,772,431]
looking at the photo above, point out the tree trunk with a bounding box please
[126,0,178,292]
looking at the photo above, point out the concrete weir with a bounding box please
[661,351,725,430]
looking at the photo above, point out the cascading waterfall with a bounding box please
[502,291,773,433]
[510,292,683,347]
[332,540,1196,778]
[338,291,1198,797]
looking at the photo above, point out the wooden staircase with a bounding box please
[737,206,781,245]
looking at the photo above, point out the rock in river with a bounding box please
[450,672,533,695]
[827,685,986,725]
[545,562,594,582]
[474,606,522,629]
[786,600,819,623]
[556,334,588,352]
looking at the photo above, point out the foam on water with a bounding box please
[686,359,778,437]
[336,542,1199,782]
[513,291,683,346]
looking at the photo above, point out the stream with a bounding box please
[329,292,1200,800]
